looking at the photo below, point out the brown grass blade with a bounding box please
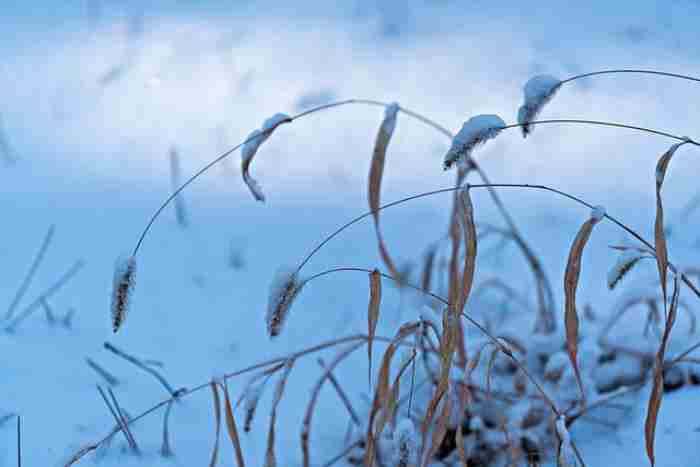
[419,310,458,466]
[645,275,681,466]
[376,349,416,435]
[368,103,401,280]
[563,209,603,404]
[364,322,420,467]
[654,141,686,309]
[367,269,382,391]
[456,419,468,466]
[423,394,452,467]
[265,360,295,467]
[457,186,477,314]
[222,382,246,467]
[209,381,222,467]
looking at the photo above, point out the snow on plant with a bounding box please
[443,115,506,170]
[517,74,561,137]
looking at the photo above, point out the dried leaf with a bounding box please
[422,394,452,467]
[456,421,468,466]
[364,322,420,467]
[645,276,681,466]
[209,382,222,467]
[654,141,686,309]
[419,311,458,465]
[367,269,382,391]
[222,382,246,467]
[563,209,602,403]
[457,186,478,314]
[376,349,416,435]
[369,103,401,279]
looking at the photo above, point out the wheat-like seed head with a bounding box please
[111,255,136,333]
[266,268,303,338]
[517,75,561,138]
[607,250,650,290]
[443,115,506,170]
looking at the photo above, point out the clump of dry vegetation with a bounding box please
[74,69,700,466]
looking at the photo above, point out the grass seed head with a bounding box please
[266,267,303,338]
[443,114,506,170]
[517,75,561,137]
[111,255,136,333]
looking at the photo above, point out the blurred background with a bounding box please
[2,1,700,465]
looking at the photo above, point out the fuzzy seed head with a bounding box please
[111,255,136,333]
[443,114,506,170]
[607,250,648,290]
[266,267,303,338]
[517,74,561,138]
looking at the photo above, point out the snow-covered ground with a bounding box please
[3,1,700,466]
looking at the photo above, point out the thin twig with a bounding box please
[560,69,700,85]
[86,358,119,386]
[5,260,84,332]
[96,386,137,452]
[107,388,140,454]
[317,358,361,425]
[321,440,363,467]
[103,342,176,396]
[5,224,55,321]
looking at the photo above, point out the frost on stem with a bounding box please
[443,115,506,170]
[381,102,400,136]
[111,255,136,333]
[590,205,606,223]
[240,113,292,202]
[607,250,650,290]
[517,74,561,137]
[394,418,417,467]
[266,267,303,338]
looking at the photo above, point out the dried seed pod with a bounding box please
[111,255,136,333]
[517,74,561,137]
